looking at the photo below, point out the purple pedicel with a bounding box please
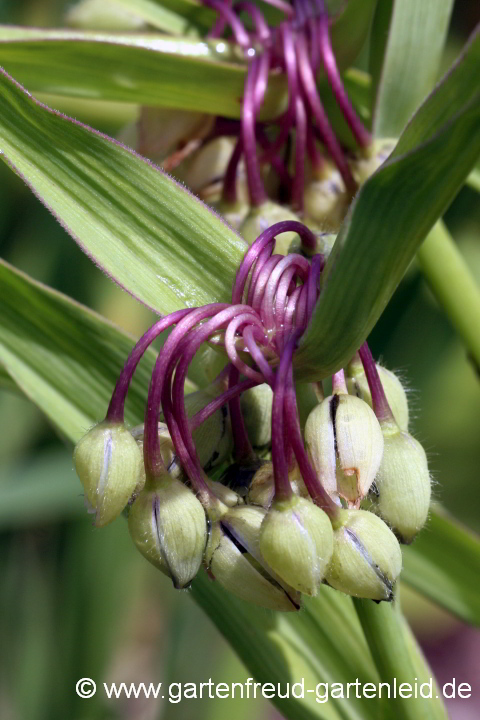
[262,255,310,335]
[246,243,275,305]
[261,22,298,164]
[190,376,258,431]
[306,253,324,322]
[256,128,292,192]
[235,1,271,45]
[271,334,303,501]
[106,308,193,424]
[222,136,243,204]
[203,0,251,49]
[229,365,257,463]
[170,305,259,475]
[285,285,303,331]
[143,304,228,480]
[274,265,299,347]
[316,2,370,145]
[207,0,232,38]
[284,357,339,517]
[251,255,284,313]
[263,0,294,16]
[292,95,307,211]
[358,342,395,424]
[225,313,267,382]
[242,55,269,207]
[315,0,371,148]
[306,120,325,174]
[296,32,356,191]
[243,324,276,386]
[233,221,317,303]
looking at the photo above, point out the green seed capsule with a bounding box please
[373,424,431,544]
[303,161,350,232]
[206,507,301,611]
[289,229,337,259]
[74,421,143,527]
[305,393,384,506]
[128,475,207,588]
[240,383,273,448]
[349,139,396,185]
[259,495,333,596]
[240,201,301,254]
[247,462,308,509]
[347,360,409,432]
[326,509,402,601]
[65,0,147,30]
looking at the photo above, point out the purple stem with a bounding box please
[191,375,258,430]
[296,31,356,192]
[271,334,301,501]
[224,312,267,382]
[256,128,292,191]
[106,308,192,423]
[235,1,271,44]
[358,342,395,423]
[233,220,316,304]
[203,0,251,48]
[306,119,325,173]
[207,0,232,38]
[222,136,243,204]
[284,357,339,517]
[306,253,324,322]
[242,55,268,206]
[315,0,371,148]
[144,304,228,479]
[263,0,294,16]
[229,365,257,463]
[292,94,307,211]
[242,324,276,386]
[246,243,275,306]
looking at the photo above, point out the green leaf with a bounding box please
[296,33,480,379]
[0,1,375,114]
[0,259,157,441]
[0,69,246,315]
[402,508,480,626]
[370,0,454,138]
[68,0,199,35]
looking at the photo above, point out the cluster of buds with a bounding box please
[123,0,395,252]
[74,221,431,610]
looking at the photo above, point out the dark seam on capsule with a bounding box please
[345,527,394,601]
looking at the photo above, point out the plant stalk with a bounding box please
[417,220,480,373]
[353,593,448,720]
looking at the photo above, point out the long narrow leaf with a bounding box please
[370,0,454,138]
[0,70,247,314]
[402,508,480,626]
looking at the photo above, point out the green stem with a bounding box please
[417,220,480,373]
[353,593,448,720]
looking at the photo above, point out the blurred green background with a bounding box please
[0,1,479,719]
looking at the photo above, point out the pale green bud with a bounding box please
[128,475,207,588]
[210,197,250,231]
[350,139,396,185]
[373,426,431,544]
[240,383,273,448]
[176,137,239,194]
[303,168,349,232]
[347,361,409,432]
[240,201,300,254]
[246,462,308,509]
[326,509,402,601]
[259,496,333,596]
[65,0,146,30]
[206,507,301,611]
[305,394,384,506]
[132,387,233,480]
[205,479,243,507]
[74,421,143,527]
[289,229,337,259]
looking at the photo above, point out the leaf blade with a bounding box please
[371,0,454,138]
[0,69,246,314]
[402,508,480,626]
